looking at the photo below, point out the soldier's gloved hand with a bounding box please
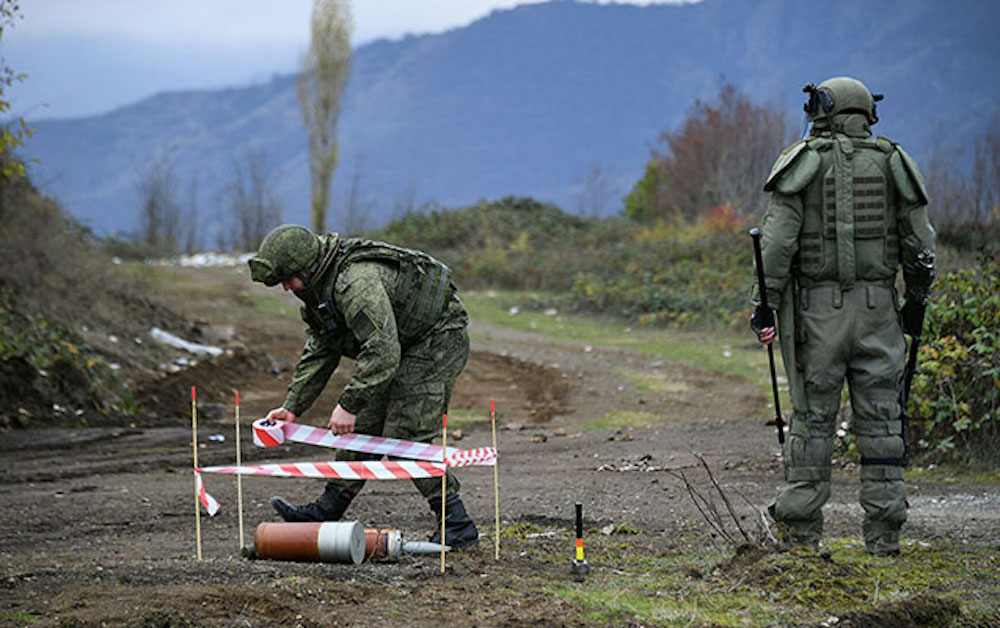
[264,406,297,425]
[750,303,775,333]
[900,299,924,337]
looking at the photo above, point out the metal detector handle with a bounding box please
[749,228,785,445]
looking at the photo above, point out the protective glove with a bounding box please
[900,298,925,337]
[749,303,775,335]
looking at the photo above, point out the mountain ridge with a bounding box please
[23,0,1000,241]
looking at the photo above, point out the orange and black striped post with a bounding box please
[571,501,589,581]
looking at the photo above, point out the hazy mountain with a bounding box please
[24,0,1000,242]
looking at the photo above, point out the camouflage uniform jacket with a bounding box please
[283,235,465,416]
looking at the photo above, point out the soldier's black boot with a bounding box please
[271,486,349,522]
[429,493,480,549]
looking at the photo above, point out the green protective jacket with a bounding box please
[282,235,465,416]
[760,114,936,412]
[761,114,936,308]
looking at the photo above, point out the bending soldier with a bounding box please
[248,225,480,549]
[752,77,935,556]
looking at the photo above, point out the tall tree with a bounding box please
[625,83,792,222]
[297,0,352,234]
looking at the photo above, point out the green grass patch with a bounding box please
[445,408,491,428]
[0,611,40,624]
[504,531,999,626]
[616,369,692,395]
[464,290,784,409]
[584,409,663,430]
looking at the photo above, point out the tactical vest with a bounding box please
[797,135,900,289]
[333,238,455,339]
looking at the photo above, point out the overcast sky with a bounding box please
[3,0,691,120]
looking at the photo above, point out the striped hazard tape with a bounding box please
[195,420,496,515]
[200,459,446,481]
[252,419,497,467]
[194,469,220,516]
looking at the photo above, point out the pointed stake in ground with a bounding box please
[491,398,500,561]
[440,413,448,574]
[235,390,245,552]
[191,386,202,561]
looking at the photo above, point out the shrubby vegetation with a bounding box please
[910,261,999,465]
[0,173,147,425]
[370,197,753,328]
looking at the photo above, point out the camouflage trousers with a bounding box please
[772,282,907,555]
[325,325,469,504]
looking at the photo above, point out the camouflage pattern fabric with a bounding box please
[280,235,469,503]
[760,108,935,555]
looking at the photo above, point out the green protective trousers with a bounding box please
[325,325,469,503]
[772,281,908,554]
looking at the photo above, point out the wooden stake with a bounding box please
[440,413,447,574]
[491,398,500,561]
[235,391,245,552]
[191,386,202,561]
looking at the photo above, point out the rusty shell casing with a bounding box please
[252,521,365,564]
[363,528,402,562]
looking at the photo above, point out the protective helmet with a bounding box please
[803,76,883,124]
[248,224,320,286]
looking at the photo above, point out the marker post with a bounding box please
[440,413,448,574]
[571,501,589,581]
[235,391,245,552]
[491,398,500,560]
[191,386,202,561]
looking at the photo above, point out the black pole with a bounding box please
[749,228,786,445]
[571,501,589,580]
[575,502,583,541]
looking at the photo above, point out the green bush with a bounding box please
[909,259,999,466]
[370,197,752,329]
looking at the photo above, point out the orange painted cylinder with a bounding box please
[252,521,365,564]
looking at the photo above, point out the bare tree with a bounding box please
[391,179,420,221]
[297,0,352,234]
[970,113,1000,220]
[341,153,370,234]
[573,164,619,217]
[136,153,182,256]
[181,174,200,254]
[224,148,283,251]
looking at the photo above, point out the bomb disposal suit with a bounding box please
[757,77,935,555]
[248,225,479,549]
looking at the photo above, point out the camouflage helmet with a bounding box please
[803,76,883,124]
[248,224,320,286]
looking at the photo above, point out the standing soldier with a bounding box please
[752,77,935,556]
[248,225,480,549]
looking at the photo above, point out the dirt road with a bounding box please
[1,266,997,626]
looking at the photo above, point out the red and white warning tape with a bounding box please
[194,469,220,516]
[200,459,446,481]
[251,419,497,467]
[195,419,497,515]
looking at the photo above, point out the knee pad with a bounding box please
[785,414,834,482]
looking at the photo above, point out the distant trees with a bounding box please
[298,0,353,234]
[924,115,1000,252]
[136,154,184,256]
[625,83,792,222]
[224,148,282,251]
